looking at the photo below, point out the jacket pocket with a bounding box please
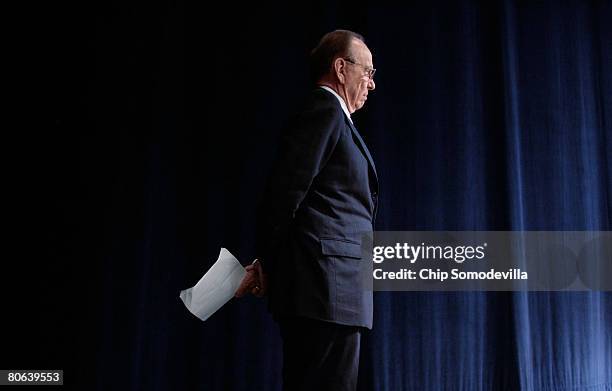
[320,237,362,259]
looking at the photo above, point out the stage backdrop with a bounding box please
[14,0,611,390]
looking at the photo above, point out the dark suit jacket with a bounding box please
[256,87,378,329]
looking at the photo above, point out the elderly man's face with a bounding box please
[343,39,376,113]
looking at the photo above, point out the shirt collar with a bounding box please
[318,85,352,123]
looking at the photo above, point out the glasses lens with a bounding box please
[345,58,375,79]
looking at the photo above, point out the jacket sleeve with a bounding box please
[255,101,343,270]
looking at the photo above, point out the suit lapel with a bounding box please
[346,117,378,182]
[316,87,379,185]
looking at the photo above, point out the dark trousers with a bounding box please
[277,316,362,391]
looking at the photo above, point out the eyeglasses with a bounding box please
[344,58,376,79]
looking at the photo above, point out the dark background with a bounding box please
[4,0,611,390]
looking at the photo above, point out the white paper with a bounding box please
[179,248,246,321]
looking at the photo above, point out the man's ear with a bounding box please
[333,57,346,84]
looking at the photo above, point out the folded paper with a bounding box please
[179,248,246,321]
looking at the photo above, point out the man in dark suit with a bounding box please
[236,29,378,391]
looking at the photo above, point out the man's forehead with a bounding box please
[350,39,373,63]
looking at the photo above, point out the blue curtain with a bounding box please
[29,0,611,390]
[359,2,612,390]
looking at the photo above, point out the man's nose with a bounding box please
[368,78,375,90]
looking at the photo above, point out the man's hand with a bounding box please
[235,259,268,298]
